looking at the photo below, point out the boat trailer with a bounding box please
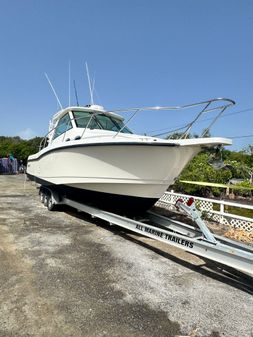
[39,187,253,277]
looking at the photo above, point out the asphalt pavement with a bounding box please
[0,175,252,337]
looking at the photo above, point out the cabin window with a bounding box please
[73,111,101,130]
[95,115,119,132]
[53,113,72,139]
[72,111,132,134]
[112,118,132,134]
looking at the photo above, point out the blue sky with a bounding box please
[0,0,252,150]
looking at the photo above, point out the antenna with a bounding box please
[44,73,63,109]
[73,80,79,106]
[85,62,94,105]
[68,60,71,106]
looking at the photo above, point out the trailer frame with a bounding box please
[39,186,253,277]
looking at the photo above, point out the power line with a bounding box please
[227,134,253,139]
[221,106,253,117]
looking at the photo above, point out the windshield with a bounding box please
[53,113,72,139]
[72,111,132,134]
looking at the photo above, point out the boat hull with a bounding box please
[26,174,157,214]
[27,143,200,214]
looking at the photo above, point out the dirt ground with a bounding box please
[0,175,252,337]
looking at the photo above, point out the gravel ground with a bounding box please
[0,174,252,337]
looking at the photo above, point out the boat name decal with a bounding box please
[135,224,194,248]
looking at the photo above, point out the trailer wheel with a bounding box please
[40,192,45,203]
[47,195,57,211]
[43,195,48,207]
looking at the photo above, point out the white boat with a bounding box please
[27,98,235,214]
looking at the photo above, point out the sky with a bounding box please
[0,0,252,151]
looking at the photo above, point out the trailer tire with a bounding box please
[43,195,48,207]
[47,195,57,211]
[40,192,45,204]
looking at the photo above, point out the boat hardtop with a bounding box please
[50,104,124,130]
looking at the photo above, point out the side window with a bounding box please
[53,113,72,139]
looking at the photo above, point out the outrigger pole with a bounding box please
[44,73,63,110]
[85,62,94,105]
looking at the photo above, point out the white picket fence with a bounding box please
[156,191,253,231]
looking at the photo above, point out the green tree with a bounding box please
[0,136,42,163]
[173,152,232,196]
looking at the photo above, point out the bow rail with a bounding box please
[111,98,235,138]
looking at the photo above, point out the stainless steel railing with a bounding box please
[39,98,235,150]
[112,98,235,138]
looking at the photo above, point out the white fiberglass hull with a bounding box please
[27,136,232,214]
[27,142,199,198]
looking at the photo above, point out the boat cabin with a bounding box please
[46,105,132,145]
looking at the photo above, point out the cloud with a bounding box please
[17,128,37,140]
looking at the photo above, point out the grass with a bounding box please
[197,200,253,218]
[224,206,253,219]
